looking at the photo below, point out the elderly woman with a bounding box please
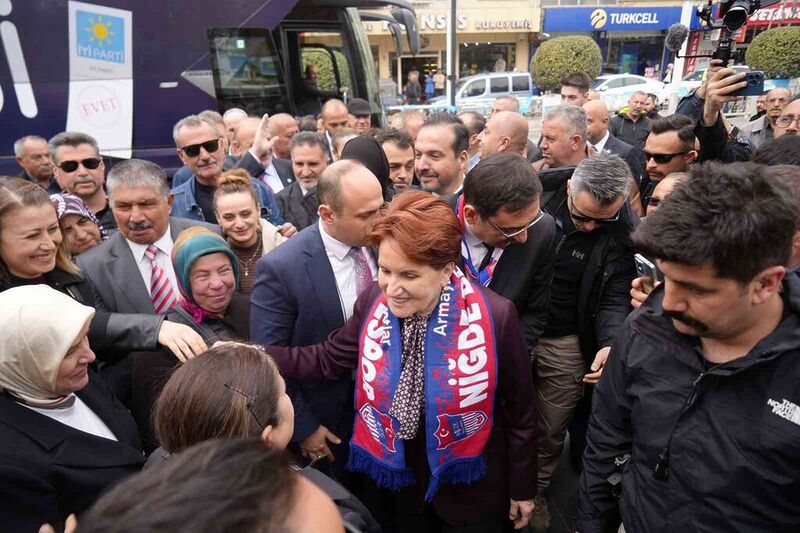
[143,342,378,532]
[263,191,537,531]
[51,192,108,256]
[214,169,286,294]
[131,227,250,449]
[0,285,144,531]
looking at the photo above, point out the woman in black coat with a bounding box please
[0,285,144,531]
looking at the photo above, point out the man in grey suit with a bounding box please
[77,160,211,363]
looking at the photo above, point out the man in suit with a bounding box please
[458,111,486,171]
[230,116,295,193]
[447,154,556,351]
[584,99,645,183]
[276,132,329,230]
[77,159,212,357]
[415,112,470,196]
[477,111,529,159]
[376,128,415,194]
[251,160,384,481]
[14,135,59,193]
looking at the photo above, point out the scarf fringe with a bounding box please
[347,446,415,491]
[425,454,487,501]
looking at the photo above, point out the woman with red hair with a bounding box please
[263,190,537,531]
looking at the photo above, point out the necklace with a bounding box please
[231,237,262,276]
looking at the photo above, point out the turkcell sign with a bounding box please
[544,7,686,32]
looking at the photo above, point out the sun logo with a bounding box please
[85,15,115,48]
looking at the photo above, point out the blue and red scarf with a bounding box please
[348,267,498,500]
[455,195,498,286]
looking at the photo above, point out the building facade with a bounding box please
[363,0,541,98]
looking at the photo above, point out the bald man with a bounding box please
[269,113,299,160]
[233,117,295,192]
[478,111,530,158]
[584,99,644,181]
[320,99,350,162]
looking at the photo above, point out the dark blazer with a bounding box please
[0,378,144,532]
[444,193,557,350]
[263,283,537,525]
[275,181,319,231]
[602,134,645,184]
[250,223,353,462]
[76,217,218,314]
[130,294,251,451]
[237,151,295,189]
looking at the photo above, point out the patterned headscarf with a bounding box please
[50,193,109,241]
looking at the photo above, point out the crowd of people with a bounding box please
[2,59,800,533]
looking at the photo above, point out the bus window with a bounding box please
[208,28,289,116]
[288,29,354,116]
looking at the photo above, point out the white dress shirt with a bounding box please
[462,220,504,278]
[126,226,180,297]
[592,131,611,153]
[318,220,377,321]
[21,396,118,441]
[260,161,285,193]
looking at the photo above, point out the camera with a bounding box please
[717,0,758,31]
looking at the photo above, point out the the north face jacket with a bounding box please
[577,275,800,533]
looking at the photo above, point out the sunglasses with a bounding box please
[643,151,689,165]
[568,195,621,224]
[487,210,545,239]
[180,138,221,157]
[776,115,800,128]
[58,158,102,172]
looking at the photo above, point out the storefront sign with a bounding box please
[544,6,700,32]
[363,5,538,34]
[746,5,800,26]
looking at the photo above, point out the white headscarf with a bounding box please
[0,285,95,405]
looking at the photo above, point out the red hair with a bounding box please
[368,190,462,269]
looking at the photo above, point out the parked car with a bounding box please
[667,65,750,98]
[593,74,669,112]
[428,72,539,115]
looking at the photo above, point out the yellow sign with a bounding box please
[362,5,539,35]
[590,9,608,29]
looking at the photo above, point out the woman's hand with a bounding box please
[509,498,535,529]
[278,223,297,238]
[157,321,208,362]
[300,425,341,462]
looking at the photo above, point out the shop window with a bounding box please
[465,79,486,97]
[512,75,530,93]
[490,76,509,94]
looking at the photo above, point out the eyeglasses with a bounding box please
[568,195,621,224]
[179,138,221,157]
[643,151,689,165]
[776,115,800,128]
[644,196,662,207]
[224,383,265,429]
[58,158,101,172]
[486,210,545,239]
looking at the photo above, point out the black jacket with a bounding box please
[601,135,645,184]
[275,181,319,231]
[578,278,800,533]
[609,114,650,150]
[539,167,637,362]
[444,193,557,350]
[0,378,144,532]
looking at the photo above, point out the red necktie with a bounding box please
[145,245,178,314]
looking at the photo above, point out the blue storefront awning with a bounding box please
[543,6,703,32]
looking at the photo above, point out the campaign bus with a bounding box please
[0,0,418,174]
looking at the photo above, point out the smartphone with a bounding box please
[730,70,764,97]
[634,254,662,292]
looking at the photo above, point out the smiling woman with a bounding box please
[261,191,538,531]
[0,285,145,531]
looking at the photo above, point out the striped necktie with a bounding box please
[145,244,178,314]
